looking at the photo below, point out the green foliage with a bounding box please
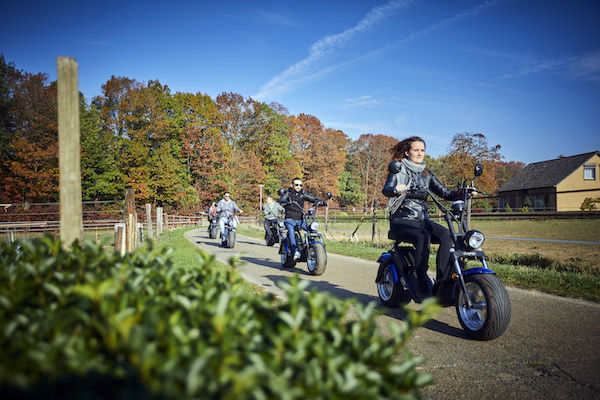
[338,170,366,207]
[504,203,513,212]
[0,235,433,399]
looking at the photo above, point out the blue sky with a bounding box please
[1,0,599,164]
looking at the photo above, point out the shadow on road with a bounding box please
[263,273,467,339]
[188,230,467,340]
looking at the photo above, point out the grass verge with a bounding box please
[151,227,258,295]
[237,223,600,302]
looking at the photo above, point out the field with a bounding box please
[239,217,600,302]
[322,217,600,274]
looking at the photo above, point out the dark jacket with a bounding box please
[279,188,324,220]
[382,161,460,221]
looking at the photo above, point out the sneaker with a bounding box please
[293,251,301,260]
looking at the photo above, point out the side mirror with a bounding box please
[326,192,333,199]
[277,188,285,196]
[474,163,484,177]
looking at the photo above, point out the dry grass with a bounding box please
[323,217,600,274]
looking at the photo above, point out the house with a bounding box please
[497,151,600,212]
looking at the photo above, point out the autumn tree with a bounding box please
[495,160,525,189]
[288,114,347,200]
[2,69,58,202]
[350,134,398,209]
[442,132,502,196]
[176,92,229,206]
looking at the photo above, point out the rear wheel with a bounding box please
[307,243,327,275]
[456,274,511,340]
[376,262,411,307]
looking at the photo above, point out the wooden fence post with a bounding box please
[124,188,137,252]
[57,57,82,248]
[114,223,125,256]
[146,203,153,239]
[156,207,163,236]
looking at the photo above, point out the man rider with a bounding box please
[216,192,242,247]
[279,178,326,260]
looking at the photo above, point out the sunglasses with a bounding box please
[294,183,303,187]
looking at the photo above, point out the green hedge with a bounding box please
[0,235,436,399]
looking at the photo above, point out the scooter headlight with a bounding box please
[465,230,485,250]
[309,221,319,231]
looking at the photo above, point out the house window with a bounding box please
[583,164,596,180]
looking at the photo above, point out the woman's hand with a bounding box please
[395,184,408,193]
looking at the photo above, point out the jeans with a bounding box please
[264,218,277,243]
[389,217,453,292]
[284,218,307,253]
[219,216,237,240]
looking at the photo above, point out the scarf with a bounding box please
[401,157,426,175]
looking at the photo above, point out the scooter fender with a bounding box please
[462,267,496,276]
[376,253,400,284]
[451,268,497,300]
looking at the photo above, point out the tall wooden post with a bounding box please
[156,207,163,236]
[57,57,82,248]
[125,188,137,252]
[146,203,153,239]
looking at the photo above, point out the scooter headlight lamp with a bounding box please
[465,230,485,250]
[310,221,319,231]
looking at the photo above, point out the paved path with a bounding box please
[185,228,600,400]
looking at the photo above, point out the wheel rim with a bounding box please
[458,281,488,331]
[377,266,394,301]
[307,247,316,272]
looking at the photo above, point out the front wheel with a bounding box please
[376,262,411,307]
[210,226,218,239]
[456,274,511,340]
[226,231,236,248]
[307,243,327,275]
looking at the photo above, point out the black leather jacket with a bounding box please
[279,188,324,220]
[382,161,460,221]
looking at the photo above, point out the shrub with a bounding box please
[504,203,513,212]
[0,235,435,399]
[580,197,600,211]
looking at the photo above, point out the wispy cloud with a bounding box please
[253,0,414,101]
[257,10,301,28]
[335,95,385,109]
[501,49,600,84]
[253,0,498,101]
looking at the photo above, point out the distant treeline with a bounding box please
[0,55,524,212]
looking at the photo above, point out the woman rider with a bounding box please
[382,136,462,298]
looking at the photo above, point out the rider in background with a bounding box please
[382,136,462,298]
[263,195,284,245]
[207,202,218,221]
[279,178,325,260]
[216,192,242,247]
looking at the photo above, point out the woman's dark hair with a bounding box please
[390,136,426,160]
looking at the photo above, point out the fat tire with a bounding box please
[210,226,218,239]
[226,231,236,248]
[281,252,296,269]
[376,262,411,307]
[307,243,327,275]
[456,274,511,341]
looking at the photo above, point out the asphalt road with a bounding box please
[185,228,600,400]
